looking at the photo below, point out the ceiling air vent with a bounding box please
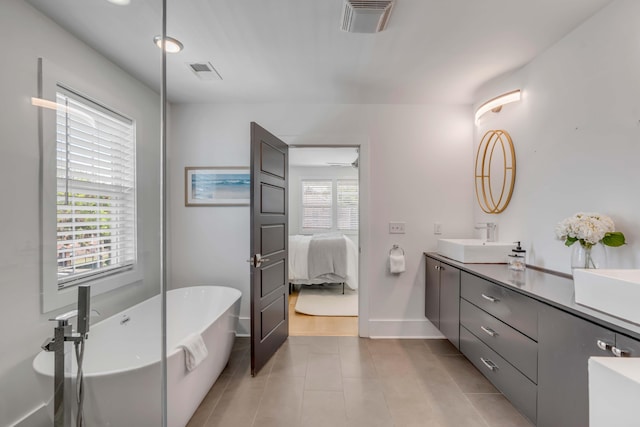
[341,0,394,33]
[188,62,222,81]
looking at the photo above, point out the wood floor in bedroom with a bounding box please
[289,286,358,336]
[186,336,533,427]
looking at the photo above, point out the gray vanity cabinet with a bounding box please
[538,304,640,426]
[425,256,461,349]
[425,256,440,329]
[459,271,538,424]
[537,304,616,427]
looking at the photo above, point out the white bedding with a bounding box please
[288,234,359,290]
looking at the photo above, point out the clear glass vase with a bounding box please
[571,243,607,270]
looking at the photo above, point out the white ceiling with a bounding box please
[27,0,613,104]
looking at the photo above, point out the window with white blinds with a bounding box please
[301,178,359,232]
[302,180,332,229]
[55,86,136,289]
[337,179,359,231]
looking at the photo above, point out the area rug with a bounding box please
[294,285,358,316]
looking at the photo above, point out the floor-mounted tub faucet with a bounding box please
[475,222,497,242]
[41,286,98,427]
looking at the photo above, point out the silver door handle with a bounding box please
[480,357,498,371]
[612,346,630,357]
[480,326,497,337]
[247,254,270,267]
[434,265,440,270]
[597,340,613,352]
[481,294,499,302]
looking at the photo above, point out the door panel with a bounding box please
[260,224,286,255]
[260,142,286,178]
[261,295,286,339]
[260,183,285,214]
[261,261,286,297]
[425,256,440,329]
[250,122,289,376]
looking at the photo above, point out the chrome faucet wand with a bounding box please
[41,286,98,427]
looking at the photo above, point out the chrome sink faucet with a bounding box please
[475,222,497,242]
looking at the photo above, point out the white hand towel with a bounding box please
[178,333,208,372]
[389,253,406,274]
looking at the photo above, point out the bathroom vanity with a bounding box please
[424,253,640,427]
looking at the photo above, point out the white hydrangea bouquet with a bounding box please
[555,212,626,249]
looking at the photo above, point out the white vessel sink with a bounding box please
[573,269,640,324]
[436,239,513,264]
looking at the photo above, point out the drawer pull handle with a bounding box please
[434,265,440,270]
[612,346,630,357]
[597,340,613,352]
[481,326,498,337]
[481,294,499,303]
[480,357,498,371]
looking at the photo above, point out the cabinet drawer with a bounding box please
[460,326,537,424]
[460,299,537,383]
[461,272,538,340]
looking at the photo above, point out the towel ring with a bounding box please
[390,244,405,255]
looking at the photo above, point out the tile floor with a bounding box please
[187,336,533,427]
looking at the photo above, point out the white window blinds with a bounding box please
[302,180,332,229]
[55,86,136,289]
[337,179,359,231]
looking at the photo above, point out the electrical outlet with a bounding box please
[389,222,406,234]
[434,222,442,235]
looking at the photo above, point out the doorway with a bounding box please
[287,146,360,336]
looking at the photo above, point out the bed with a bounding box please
[288,233,358,291]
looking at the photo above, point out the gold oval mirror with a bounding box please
[475,129,516,214]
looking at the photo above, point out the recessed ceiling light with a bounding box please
[153,36,184,53]
[106,0,131,5]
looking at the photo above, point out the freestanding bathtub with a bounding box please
[33,285,241,427]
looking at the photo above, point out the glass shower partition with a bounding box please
[0,0,167,426]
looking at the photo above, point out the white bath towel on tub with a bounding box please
[178,333,208,372]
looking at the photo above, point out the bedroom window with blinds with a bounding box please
[301,180,333,229]
[54,86,137,289]
[301,178,358,232]
[337,179,359,231]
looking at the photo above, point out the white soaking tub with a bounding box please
[33,285,241,427]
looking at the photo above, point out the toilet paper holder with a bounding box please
[390,244,405,255]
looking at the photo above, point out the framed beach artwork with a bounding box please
[185,167,251,206]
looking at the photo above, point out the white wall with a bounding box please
[473,0,640,275]
[288,164,359,240]
[168,103,474,338]
[0,2,161,425]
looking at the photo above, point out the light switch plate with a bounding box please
[434,222,442,235]
[389,222,406,234]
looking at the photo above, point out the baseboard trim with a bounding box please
[12,404,48,427]
[368,318,444,339]
[236,316,250,336]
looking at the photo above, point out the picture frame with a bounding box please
[185,167,250,206]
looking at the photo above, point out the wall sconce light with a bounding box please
[153,36,184,53]
[474,89,521,124]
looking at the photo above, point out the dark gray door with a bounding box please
[249,122,289,376]
[537,304,615,427]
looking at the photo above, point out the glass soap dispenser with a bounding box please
[508,241,526,271]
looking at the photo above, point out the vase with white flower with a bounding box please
[555,212,626,270]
